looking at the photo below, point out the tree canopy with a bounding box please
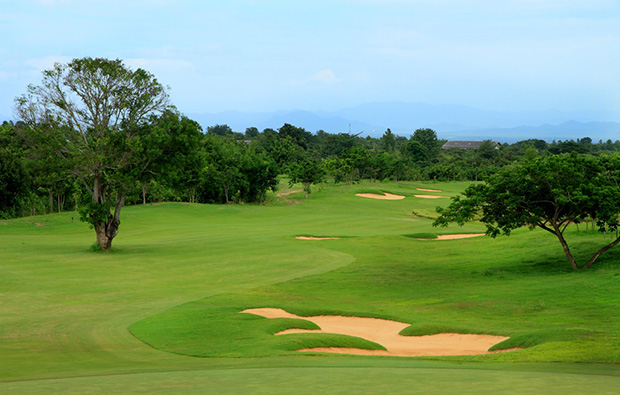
[434,153,620,269]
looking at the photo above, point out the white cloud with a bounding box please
[312,69,341,84]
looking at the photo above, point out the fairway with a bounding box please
[2,181,620,393]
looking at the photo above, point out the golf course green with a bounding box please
[2,181,620,393]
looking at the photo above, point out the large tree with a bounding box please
[15,57,171,250]
[433,153,620,270]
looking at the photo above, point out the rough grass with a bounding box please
[2,180,620,393]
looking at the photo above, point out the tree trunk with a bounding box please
[95,222,113,250]
[553,227,579,270]
[142,182,147,205]
[584,235,620,269]
[90,176,125,251]
[304,183,310,199]
[93,196,124,251]
[49,189,54,214]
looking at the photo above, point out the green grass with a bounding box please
[2,180,620,393]
[403,232,438,239]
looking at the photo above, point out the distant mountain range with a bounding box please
[186,102,620,143]
[3,102,617,143]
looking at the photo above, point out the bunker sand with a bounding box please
[276,189,302,197]
[355,193,405,200]
[276,189,303,205]
[423,234,486,240]
[241,308,512,357]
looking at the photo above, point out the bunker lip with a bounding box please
[241,307,514,357]
[276,189,302,197]
[296,236,340,240]
[419,234,486,241]
[355,193,405,200]
[414,194,449,199]
[417,188,443,192]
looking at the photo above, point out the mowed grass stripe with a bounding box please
[3,367,620,394]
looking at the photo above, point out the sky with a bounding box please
[1,0,620,121]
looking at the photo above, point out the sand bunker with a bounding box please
[241,307,512,357]
[276,190,302,197]
[417,188,443,192]
[414,194,449,199]
[296,236,340,240]
[355,193,405,200]
[419,234,485,241]
[436,234,485,240]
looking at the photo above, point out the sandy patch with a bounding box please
[241,307,513,357]
[34,222,45,226]
[356,193,405,200]
[414,195,449,199]
[276,189,303,205]
[433,234,485,240]
[417,188,443,192]
[416,234,485,241]
[296,236,340,240]
[276,190,302,197]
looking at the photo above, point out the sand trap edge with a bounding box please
[418,234,485,240]
[355,193,405,200]
[417,188,443,192]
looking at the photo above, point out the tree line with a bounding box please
[4,116,620,215]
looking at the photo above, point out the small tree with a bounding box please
[288,157,324,199]
[15,58,171,251]
[411,128,439,162]
[434,153,620,270]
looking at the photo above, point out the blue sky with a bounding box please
[1,0,619,120]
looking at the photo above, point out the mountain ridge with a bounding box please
[186,102,620,142]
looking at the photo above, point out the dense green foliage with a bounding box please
[434,153,620,269]
[5,116,619,219]
[2,181,620,393]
